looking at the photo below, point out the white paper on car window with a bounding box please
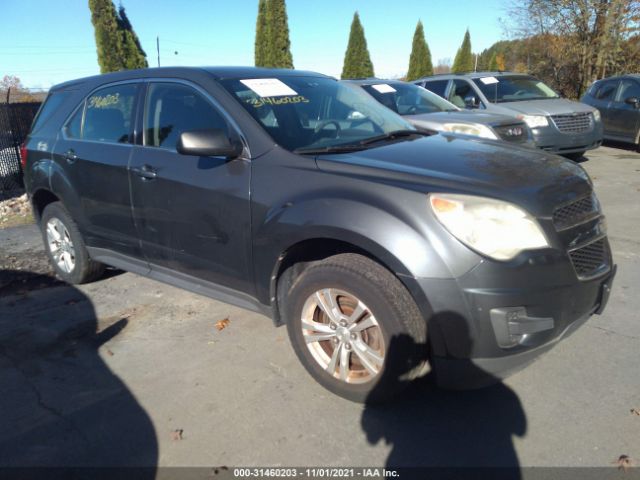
[479,76,499,85]
[240,78,298,97]
[371,84,397,93]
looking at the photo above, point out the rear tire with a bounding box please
[40,202,104,284]
[283,253,428,403]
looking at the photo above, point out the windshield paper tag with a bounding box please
[240,78,298,97]
[480,76,499,85]
[371,84,397,93]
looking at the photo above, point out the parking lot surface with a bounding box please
[0,145,638,470]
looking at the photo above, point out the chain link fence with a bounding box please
[0,102,41,194]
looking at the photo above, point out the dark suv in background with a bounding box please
[582,74,640,149]
[415,72,604,159]
[22,67,615,402]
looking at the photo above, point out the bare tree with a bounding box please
[504,0,640,96]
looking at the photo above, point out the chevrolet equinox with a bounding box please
[22,67,616,402]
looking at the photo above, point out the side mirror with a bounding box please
[176,129,243,158]
[624,96,640,108]
[464,95,479,109]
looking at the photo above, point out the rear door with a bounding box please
[52,82,141,258]
[129,81,253,294]
[607,79,640,140]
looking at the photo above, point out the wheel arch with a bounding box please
[30,188,60,222]
[268,235,433,328]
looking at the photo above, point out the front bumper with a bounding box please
[531,121,604,154]
[417,251,616,389]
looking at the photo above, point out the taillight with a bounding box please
[19,143,27,169]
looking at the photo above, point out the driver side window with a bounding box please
[448,80,474,108]
[144,83,229,150]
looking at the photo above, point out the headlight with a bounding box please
[429,193,549,261]
[592,109,601,122]
[441,123,498,140]
[517,115,549,128]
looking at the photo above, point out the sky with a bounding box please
[1,0,508,89]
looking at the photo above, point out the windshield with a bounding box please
[219,76,413,152]
[360,82,459,115]
[472,75,560,103]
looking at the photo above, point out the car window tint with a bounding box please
[144,83,229,150]
[449,80,474,108]
[423,80,448,98]
[31,91,70,135]
[65,104,84,139]
[82,84,136,144]
[594,81,618,101]
[617,80,640,102]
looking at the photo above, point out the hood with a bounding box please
[315,134,591,216]
[405,110,524,128]
[487,98,596,116]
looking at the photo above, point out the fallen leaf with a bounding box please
[171,429,183,441]
[614,455,633,472]
[631,408,640,416]
[215,318,230,331]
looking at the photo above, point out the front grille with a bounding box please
[551,112,593,133]
[553,194,598,230]
[494,123,529,144]
[569,239,609,279]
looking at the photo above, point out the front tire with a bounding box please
[283,254,428,403]
[41,202,104,284]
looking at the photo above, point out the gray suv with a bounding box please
[416,72,604,159]
[581,75,640,149]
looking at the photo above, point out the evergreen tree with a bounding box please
[341,12,374,79]
[89,0,123,73]
[89,0,147,73]
[488,52,499,71]
[117,5,148,69]
[406,20,433,81]
[452,29,474,73]
[254,0,269,67]
[266,0,294,68]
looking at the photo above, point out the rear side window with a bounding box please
[423,80,448,98]
[144,83,229,150]
[31,91,71,134]
[66,84,137,143]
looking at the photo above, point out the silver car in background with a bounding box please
[345,79,533,146]
[415,72,604,159]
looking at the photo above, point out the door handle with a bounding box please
[64,149,78,164]
[131,164,158,180]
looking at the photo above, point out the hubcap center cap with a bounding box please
[336,326,350,343]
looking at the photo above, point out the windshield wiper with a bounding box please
[358,129,428,146]
[294,144,369,155]
[293,130,428,155]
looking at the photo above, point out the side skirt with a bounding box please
[87,247,273,320]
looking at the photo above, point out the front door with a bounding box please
[608,79,640,141]
[53,82,141,258]
[129,82,253,294]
